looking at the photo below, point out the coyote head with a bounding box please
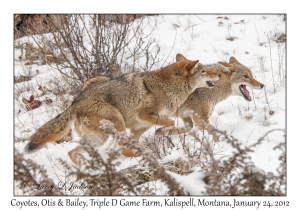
[218,57,264,101]
[176,54,220,89]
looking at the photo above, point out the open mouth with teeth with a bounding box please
[207,81,215,87]
[239,85,252,101]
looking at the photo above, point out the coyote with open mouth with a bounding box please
[156,56,264,142]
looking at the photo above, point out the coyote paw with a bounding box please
[121,148,137,157]
[155,126,174,135]
[68,147,84,167]
[68,151,81,166]
[164,120,175,127]
[213,135,220,143]
[155,127,167,135]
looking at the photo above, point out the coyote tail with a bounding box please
[81,76,110,91]
[25,107,75,153]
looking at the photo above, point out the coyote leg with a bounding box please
[68,146,85,166]
[138,114,174,127]
[68,105,138,165]
[155,117,193,135]
[121,126,151,157]
[121,149,137,157]
[192,114,220,142]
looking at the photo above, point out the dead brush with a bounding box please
[200,126,286,196]
[149,117,286,196]
[17,14,163,84]
[15,120,186,195]
[14,149,64,195]
[15,121,286,195]
[142,133,175,159]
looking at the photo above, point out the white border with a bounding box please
[2,0,298,208]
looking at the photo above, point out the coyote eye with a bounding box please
[201,70,206,73]
[244,75,249,78]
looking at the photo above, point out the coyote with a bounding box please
[84,57,264,143]
[25,54,220,165]
[158,56,264,142]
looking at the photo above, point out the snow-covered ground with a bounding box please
[14,15,286,195]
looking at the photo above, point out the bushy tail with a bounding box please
[25,107,75,153]
[81,76,110,91]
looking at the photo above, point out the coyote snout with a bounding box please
[237,82,264,101]
[198,67,221,89]
[221,57,264,102]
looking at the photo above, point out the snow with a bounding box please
[14,14,285,195]
[167,169,207,195]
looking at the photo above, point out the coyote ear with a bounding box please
[176,54,187,62]
[229,57,239,64]
[182,60,199,76]
[218,62,233,72]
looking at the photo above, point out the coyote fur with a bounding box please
[25,54,220,165]
[84,57,264,143]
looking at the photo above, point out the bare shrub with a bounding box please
[200,127,286,196]
[14,149,64,195]
[15,15,162,84]
[15,121,186,196]
[15,120,286,196]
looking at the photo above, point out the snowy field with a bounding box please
[14,15,286,195]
